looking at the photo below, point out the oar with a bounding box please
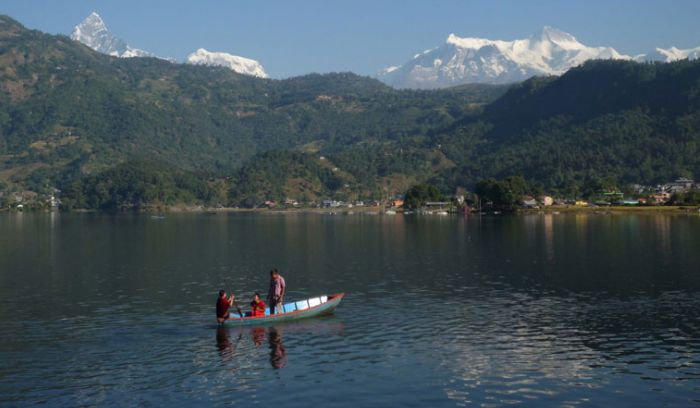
[224,279,244,318]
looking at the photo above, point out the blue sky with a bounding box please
[2,0,700,78]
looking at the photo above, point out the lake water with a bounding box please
[1,212,699,407]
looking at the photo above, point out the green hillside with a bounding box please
[0,15,504,200]
[1,14,700,209]
[434,59,700,196]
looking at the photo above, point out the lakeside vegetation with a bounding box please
[1,15,700,212]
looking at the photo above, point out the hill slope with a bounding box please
[0,15,505,199]
[1,15,700,208]
[434,59,700,194]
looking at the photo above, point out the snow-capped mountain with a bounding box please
[186,48,268,78]
[639,46,700,62]
[379,27,631,88]
[71,12,268,77]
[71,12,152,58]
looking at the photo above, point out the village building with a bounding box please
[670,177,695,192]
[521,196,538,208]
[659,178,696,193]
[649,192,671,205]
[538,196,553,206]
[48,195,61,208]
[388,199,404,208]
[322,200,343,208]
[425,201,450,210]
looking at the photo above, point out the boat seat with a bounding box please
[308,297,321,307]
[284,303,297,312]
[295,300,309,310]
[320,295,328,303]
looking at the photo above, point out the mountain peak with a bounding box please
[72,11,109,44]
[71,11,152,58]
[537,26,576,41]
[642,45,700,62]
[84,11,105,27]
[445,33,493,49]
[186,48,268,78]
[531,26,583,51]
[379,27,628,88]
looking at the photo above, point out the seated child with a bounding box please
[250,292,266,317]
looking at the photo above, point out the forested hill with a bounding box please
[483,59,700,131]
[1,14,699,209]
[434,59,700,196]
[0,15,504,199]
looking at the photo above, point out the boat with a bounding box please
[223,293,344,326]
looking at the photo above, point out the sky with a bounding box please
[2,0,700,78]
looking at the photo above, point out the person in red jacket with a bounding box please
[216,290,235,324]
[250,292,266,317]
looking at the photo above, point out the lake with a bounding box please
[1,212,699,407]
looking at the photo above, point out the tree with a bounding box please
[403,184,443,209]
[669,189,700,206]
[474,176,531,211]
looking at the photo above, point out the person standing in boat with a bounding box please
[250,292,266,317]
[267,268,286,314]
[216,290,235,324]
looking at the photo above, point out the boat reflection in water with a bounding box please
[215,317,344,369]
[250,326,286,368]
[267,327,287,369]
[215,326,242,363]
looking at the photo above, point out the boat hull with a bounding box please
[223,293,344,327]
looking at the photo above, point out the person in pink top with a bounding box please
[267,268,286,314]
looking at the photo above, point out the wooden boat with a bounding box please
[223,293,344,327]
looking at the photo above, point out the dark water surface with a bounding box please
[1,212,700,407]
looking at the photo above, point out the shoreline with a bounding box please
[518,205,700,214]
[2,204,699,215]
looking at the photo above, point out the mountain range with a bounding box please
[71,12,700,88]
[1,14,699,209]
[379,27,700,88]
[70,12,267,78]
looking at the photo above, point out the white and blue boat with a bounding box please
[223,293,344,326]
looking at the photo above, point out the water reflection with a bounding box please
[215,326,241,362]
[215,318,344,371]
[252,327,266,347]
[268,327,287,369]
[544,213,554,263]
[4,213,700,407]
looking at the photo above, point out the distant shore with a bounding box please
[519,205,700,214]
[108,204,700,215]
[180,204,700,214]
[2,204,699,215]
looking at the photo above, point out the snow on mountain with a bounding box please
[378,27,631,89]
[638,46,700,62]
[70,12,267,76]
[186,48,268,78]
[71,12,153,58]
